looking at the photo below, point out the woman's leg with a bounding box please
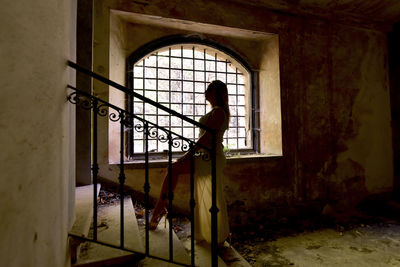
[150,158,191,229]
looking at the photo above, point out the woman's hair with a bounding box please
[207,80,231,120]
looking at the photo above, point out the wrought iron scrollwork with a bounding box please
[109,111,122,122]
[147,127,168,143]
[181,139,191,152]
[134,123,145,133]
[202,152,211,161]
[171,136,181,149]
[67,91,122,124]
[97,104,109,117]
[67,89,200,154]
[67,92,93,110]
[193,150,211,161]
[171,136,191,152]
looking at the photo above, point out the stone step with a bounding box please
[71,188,233,267]
[219,242,252,267]
[75,196,144,266]
[73,254,143,267]
[182,240,227,267]
[138,257,188,266]
[71,184,101,237]
[70,184,102,263]
[137,213,191,266]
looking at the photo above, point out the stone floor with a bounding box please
[232,197,400,267]
[237,221,400,267]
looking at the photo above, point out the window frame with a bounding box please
[126,35,259,159]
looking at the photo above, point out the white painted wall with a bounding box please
[0,0,74,266]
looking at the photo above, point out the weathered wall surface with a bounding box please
[92,0,393,224]
[259,36,282,155]
[0,0,73,266]
[389,22,400,200]
[109,13,127,163]
[278,18,393,211]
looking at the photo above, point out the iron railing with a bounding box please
[67,61,220,266]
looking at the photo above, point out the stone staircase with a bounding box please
[70,185,251,267]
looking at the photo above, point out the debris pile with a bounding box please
[98,190,120,205]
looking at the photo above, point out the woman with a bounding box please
[149,80,230,244]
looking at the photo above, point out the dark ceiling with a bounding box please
[231,0,400,30]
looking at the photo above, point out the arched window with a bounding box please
[127,39,254,155]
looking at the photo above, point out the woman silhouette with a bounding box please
[149,80,230,245]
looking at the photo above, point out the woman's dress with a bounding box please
[194,106,230,244]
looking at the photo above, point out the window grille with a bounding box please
[129,44,251,154]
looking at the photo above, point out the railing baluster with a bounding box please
[168,134,174,261]
[190,146,195,267]
[211,132,218,267]
[119,113,126,248]
[144,122,150,255]
[93,99,99,242]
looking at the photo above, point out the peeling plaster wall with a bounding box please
[333,26,393,194]
[0,0,73,266]
[92,0,393,223]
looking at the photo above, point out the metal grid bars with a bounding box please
[131,45,249,153]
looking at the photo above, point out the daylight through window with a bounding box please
[129,44,251,154]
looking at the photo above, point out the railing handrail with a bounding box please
[67,60,214,133]
[67,85,212,152]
